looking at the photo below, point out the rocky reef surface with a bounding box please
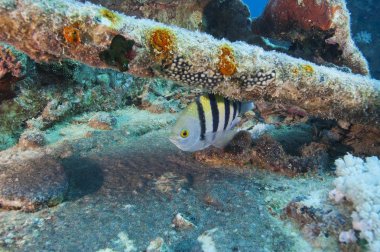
[0,108,342,251]
[0,106,376,251]
[0,0,379,251]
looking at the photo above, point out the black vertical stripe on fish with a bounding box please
[208,94,219,133]
[238,101,242,114]
[232,101,238,122]
[223,98,230,130]
[196,97,206,140]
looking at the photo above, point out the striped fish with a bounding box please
[169,94,253,152]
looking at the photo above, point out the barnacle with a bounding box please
[148,28,176,62]
[218,45,237,76]
[63,23,81,45]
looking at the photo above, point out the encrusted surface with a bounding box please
[0,0,378,126]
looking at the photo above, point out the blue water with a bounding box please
[243,0,269,17]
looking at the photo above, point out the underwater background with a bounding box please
[0,0,379,251]
[244,0,268,17]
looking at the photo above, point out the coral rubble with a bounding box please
[0,0,379,126]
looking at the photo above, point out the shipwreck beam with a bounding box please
[0,0,379,125]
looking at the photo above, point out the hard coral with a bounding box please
[149,28,176,62]
[218,45,237,76]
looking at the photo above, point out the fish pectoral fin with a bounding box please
[230,117,241,129]
[208,130,237,149]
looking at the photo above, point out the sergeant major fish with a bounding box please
[169,94,253,152]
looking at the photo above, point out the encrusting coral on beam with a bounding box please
[0,0,379,126]
[84,0,211,32]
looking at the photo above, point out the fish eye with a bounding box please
[180,129,190,138]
